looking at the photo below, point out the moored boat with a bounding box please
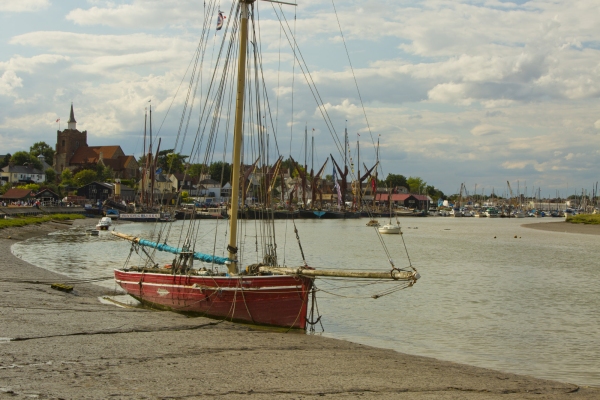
[112,0,419,330]
[96,216,112,230]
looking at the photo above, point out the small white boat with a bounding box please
[378,223,401,234]
[96,216,112,230]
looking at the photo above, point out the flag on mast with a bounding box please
[55,118,60,123]
[216,11,226,31]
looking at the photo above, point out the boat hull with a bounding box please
[114,270,313,330]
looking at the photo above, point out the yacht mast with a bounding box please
[227,0,253,275]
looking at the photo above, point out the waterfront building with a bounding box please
[0,164,45,184]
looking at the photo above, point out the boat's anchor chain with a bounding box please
[307,286,323,333]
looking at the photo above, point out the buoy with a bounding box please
[514,235,517,238]
[494,236,496,239]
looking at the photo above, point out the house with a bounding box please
[77,182,136,204]
[168,173,199,195]
[35,188,61,205]
[0,188,36,202]
[375,193,430,210]
[197,178,222,199]
[53,104,139,179]
[0,165,46,184]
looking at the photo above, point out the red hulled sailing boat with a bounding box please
[113,0,419,330]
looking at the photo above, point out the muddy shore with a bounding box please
[522,220,600,235]
[1,221,598,399]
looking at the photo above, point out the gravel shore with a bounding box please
[1,220,598,399]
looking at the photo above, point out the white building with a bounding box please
[0,165,46,184]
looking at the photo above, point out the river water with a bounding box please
[12,217,600,387]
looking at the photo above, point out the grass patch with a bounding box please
[566,214,600,225]
[0,214,85,230]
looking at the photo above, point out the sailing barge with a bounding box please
[113,0,419,330]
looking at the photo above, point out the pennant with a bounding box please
[216,11,226,31]
[55,118,60,122]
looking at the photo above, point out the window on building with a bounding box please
[62,140,65,148]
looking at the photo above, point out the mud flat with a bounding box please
[522,221,600,235]
[1,221,599,399]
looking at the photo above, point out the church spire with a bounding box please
[67,103,77,130]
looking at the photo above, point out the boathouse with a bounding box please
[77,181,135,204]
[0,188,36,202]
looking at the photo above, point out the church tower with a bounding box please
[53,103,88,174]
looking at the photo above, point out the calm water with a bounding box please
[12,217,600,387]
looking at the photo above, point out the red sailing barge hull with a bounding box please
[114,270,313,329]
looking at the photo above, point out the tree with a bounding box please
[73,170,98,187]
[45,168,57,184]
[60,169,74,186]
[181,190,190,203]
[156,149,187,174]
[17,183,40,192]
[209,161,231,184]
[102,165,114,181]
[384,173,408,190]
[1,181,11,195]
[29,141,55,164]
[407,177,426,194]
[165,153,187,173]
[187,163,208,178]
[10,151,42,170]
[0,153,11,169]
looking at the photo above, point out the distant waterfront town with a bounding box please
[1,104,598,219]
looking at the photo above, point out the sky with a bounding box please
[1,0,600,198]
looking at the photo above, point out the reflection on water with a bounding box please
[12,218,600,387]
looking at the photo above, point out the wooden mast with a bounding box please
[227,0,253,275]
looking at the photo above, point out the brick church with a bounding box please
[53,104,139,179]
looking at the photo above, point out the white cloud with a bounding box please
[0,71,23,96]
[0,0,49,12]
[66,1,204,29]
[471,124,507,137]
[0,55,70,74]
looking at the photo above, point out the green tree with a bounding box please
[102,165,114,181]
[60,169,74,186]
[29,141,55,164]
[45,168,57,184]
[209,161,231,184]
[181,190,190,203]
[10,151,43,170]
[1,181,11,195]
[165,153,186,173]
[0,153,11,169]
[73,170,98,186]
[17,183,40,192]
[384,173,408,190]
[407,177,426,194]
[156,149,187,174]
[188,163,208,178]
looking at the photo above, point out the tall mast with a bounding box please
[149,102,153,155]
[228,0,253,275]
[357,139,360,210]
[141,109,147,206]
[344,124,347,173]
[304,124,307,206]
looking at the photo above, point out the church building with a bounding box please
[53,104,139,179]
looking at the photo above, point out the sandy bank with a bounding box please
[1,221,598,399]
[522,221,600,235]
